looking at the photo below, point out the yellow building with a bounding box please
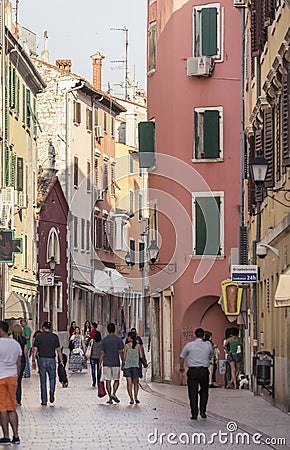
[245,1,290,412]
[0,26,45,325]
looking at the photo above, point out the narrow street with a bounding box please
[4,364,289,450]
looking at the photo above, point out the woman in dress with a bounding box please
[122,331,144,404]
[68,327,87,372]
[12,324,27,405]
[83,320,91,349]
[90,330,102,387]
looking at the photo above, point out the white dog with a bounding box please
[238,373,249,389]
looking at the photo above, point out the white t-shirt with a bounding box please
[0,337,22,379]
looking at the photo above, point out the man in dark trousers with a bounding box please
[180,328,213,420]
[32,322,63,406]
[99,323,124,404]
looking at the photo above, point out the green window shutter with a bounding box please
[15,75,20,114]
[130,239,135,265]
[5,64,9,140]
[149,22,157,71]
[9,64,13,108]
[130,191,134,214]
[26,89,31,128]
[204,110,220,158]
[195,196,221,255]
[22,84,26,125]
[5,148,10,186]
[201,8,217,56]
[129,153,134,173]
[11,153,16,187]
[138,121,155,168]
[194,111,199,158]
[138,193,143,220]
[16,157,24,191]
[139,241,145,269]
[94,107,98,126]
[12,68,16,109]
[104,111,107,132]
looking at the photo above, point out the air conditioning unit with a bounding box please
[95,125,104,138]
[18,193,28,209]
[95,187,105,201]
[234,0,246,7]
[187,56,213,77]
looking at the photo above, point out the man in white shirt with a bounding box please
[180,328,213,420]
[0,321,22,445]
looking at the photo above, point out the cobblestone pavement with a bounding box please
[0,364,289,450]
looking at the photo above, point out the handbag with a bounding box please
[97,381,106,398]
[85,340,93,359]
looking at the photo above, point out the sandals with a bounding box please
[111,395,120,403]
[106,399,113,404]
[129,400,134,405]
[135,399,140,404]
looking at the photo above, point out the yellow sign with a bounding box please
[221,279,243,315]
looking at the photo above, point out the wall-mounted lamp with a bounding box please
[147,240,177,273]
[48,256,56,272]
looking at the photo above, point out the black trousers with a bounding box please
[187,367,209,417]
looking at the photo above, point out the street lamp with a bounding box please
[48,256,56,272]
[147,239,177,273]
[250,155,268,395]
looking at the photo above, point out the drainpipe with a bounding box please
[1,1,5,320]
[65,81,84,327]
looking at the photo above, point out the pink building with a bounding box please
[145,0,242,383]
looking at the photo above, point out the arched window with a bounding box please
[47,228,60,263]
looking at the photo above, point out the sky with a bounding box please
[12,0,147,96]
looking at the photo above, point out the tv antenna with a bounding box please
[110,27,129,99]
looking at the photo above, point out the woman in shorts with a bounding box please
[122,331,144,404]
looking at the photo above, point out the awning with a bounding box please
[4,291,32,320]
[104,268,129,295]
[274,274,290,307]
[94,269,112,293]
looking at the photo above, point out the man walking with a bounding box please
[180,328,213,420]
[32,322,63,406]
[100,323,124,404]
[20,318,32,378]
[0,320,22,445]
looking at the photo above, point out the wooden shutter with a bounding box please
[254,129,262,155]
[281,73,290,166]
[73,101,81,124]
[194,111,199,158]
[16,157,24,191]
[94,107,98,126]
[275,99,281,181]
[74,156,78,187]
[5,149,16,187]
[149,22,156,71]
[248,136,256,214]
[103,164,108,191]
[139,242,145,269]
[26,89,31,128]
[251,0,259,56]
[195,196,221,256]
[95,217,102,249]
[263,109,274,187]
[130,239,135,265]
[204,110,220,158]
[201,8,217,56]
[138,121,155,168]
[103,111,107,132]
[86,109,92,131]
[264,0,275,25]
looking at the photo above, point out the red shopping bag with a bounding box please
[97,381,106,398]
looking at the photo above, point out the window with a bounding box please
[86,108,92,131]
[138,193,143,220]
[129,153,134,174]
[81,218,85,251]
[148,21,157,72]
[192,192,224,256]
[74,157,78,187]
[23,234,28,270]
[111,116,115,137]
[104,111,107,132]
[73,101,81,125]
[95,217,103,249]
[129,190,134,214]
[193,4,220,58]
[73,216,78,248]
[94,107,99,126]
[194,107,223,160]
[47,228,60,262]
[103,163,108,191]
[94,157,99,186]
[118,122,126,144]
[130,239,135,266]
[139,241,145,269]
[56,283,63,311]
[87,161,91,192]
[138,121,156,168]
[86,220,90,252]
[111,164,115,197]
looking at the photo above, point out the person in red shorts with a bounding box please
[0,321,22,445]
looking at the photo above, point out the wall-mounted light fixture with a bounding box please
[147,240,177,273]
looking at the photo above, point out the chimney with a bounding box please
[41,31,49,63]
[55,59,72,73]
[90,52,105,90]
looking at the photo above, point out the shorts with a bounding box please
[228,354,241,363]
[123,367,140,379]
[102,366,120,381]
[0,376,17,412]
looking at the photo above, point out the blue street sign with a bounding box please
[231,265,258,283]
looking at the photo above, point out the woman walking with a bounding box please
[90,330,102,387]
[68,327,87,372]
[225,327,241,389]
[83,321,91,349]
[122,331,144,404]
[12,324,27,405]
